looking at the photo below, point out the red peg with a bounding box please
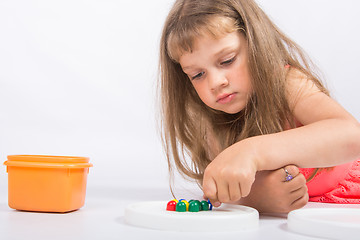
[166,200,177,211]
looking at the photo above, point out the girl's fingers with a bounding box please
[202,176,221,207]
[290,189,309,210]
[287,172,308,210]
[287,173,307,193]
[203,168,255,205]
[290,184,308,201]
[282,165,300,182]
[240,179,253,197]
[228,181,242,202]
[216,178,230,203]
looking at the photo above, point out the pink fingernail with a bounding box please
[214,202,221,207]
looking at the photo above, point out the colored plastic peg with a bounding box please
[192,200,201,210]
[200,200,209,211]
[176,201,187,212]
[188,200,200,212]
[207,200,213,210]
[179,199,189,211]
[166,200,177,211]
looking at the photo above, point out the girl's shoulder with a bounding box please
[285,68,322,111]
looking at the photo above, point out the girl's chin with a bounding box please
[206,102,246,114]
[220,105,246,114]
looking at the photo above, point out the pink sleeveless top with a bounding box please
[286,120,360,203]
[299,160,360,203]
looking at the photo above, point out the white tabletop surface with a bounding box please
[1,183,359,240]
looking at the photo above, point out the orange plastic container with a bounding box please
[4,155,93,213]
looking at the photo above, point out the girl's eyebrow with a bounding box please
[182,65,195,71]
[214,46,238,58]
[182,46,239,71]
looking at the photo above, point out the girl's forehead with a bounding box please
[167,16,239,62]
[179,31,245,68]
[185,31,242,57]
[181,33,230,56]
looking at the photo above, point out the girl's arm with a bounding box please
[252,70,360,171]
[203,70,360,206]
[237,165,308,213]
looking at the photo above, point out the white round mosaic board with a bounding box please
[288,208,360,239]
[124,201,259,232]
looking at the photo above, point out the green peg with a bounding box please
[188,201,200,212]
[200,200,209,211]
[176,201,187,212]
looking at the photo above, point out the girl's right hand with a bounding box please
[238,165,309,213]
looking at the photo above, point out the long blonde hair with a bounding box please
[159,0,328,185]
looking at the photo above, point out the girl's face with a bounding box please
[179,31,252,114]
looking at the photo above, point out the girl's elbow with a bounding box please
[349,121,360,158]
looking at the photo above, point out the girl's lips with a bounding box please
[217,93,236,104]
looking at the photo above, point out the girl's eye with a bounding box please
[191,71,204,80]
[221,57,235,66]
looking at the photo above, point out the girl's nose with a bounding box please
[208,70,228,91]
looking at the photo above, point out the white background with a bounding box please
[0,0,359,193]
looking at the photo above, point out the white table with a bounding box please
[0,184,358,240]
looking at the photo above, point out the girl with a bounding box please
[159,0,360,213]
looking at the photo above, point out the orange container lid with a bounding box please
[4,155,93,169]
